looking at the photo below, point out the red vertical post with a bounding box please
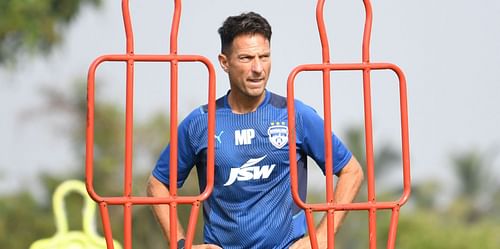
[360,1,378,248]
[99,203,115,249]
[121,1,135,248]
[168,0,182,248]
[315,0,335,248]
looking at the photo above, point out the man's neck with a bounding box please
[227,91,266,114]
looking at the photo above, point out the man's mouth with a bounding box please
[248,78,264,83]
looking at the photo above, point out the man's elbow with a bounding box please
[147,175,172,199]
[354,159,364,180]
[146,175,160,197]
[347,156,364,186]
[354,163,364,187]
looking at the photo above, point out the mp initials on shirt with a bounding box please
[235,129,255,145]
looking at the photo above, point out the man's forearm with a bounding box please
[293,156,363,249]
[147,175,186,242]
[316,156,364,245]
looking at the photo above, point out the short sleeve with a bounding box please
[295,100,352,175]
[152,109,200,187]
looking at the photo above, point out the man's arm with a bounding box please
[147,175,186,242]
[290,156,364,248]
[147,175,223,249]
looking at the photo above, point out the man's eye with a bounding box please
[239,56,251,62]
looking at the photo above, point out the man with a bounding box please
[147,12,364,249]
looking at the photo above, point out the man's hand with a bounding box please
[191,244,223,249]
[289,236,313,249]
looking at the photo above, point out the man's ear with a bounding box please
[218,53,229,73]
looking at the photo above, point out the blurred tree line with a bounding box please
[0,0,101,66]
[334,127,500,248]
[1,1,500,248]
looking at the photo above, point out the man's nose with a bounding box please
[251,58,263,73]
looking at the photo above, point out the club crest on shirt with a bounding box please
[267,122,288,149]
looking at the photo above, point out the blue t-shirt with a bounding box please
[153,90,352,249]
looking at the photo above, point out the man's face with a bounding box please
[219,34,271,100]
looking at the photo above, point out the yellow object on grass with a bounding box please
[30,180,122,249]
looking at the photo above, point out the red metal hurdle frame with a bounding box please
[86,1,216,249]
[86,1,410,249]
[287,0,411,249]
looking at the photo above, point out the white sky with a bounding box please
[1,0,500,196]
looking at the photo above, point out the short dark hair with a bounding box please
[218,12,272,55]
